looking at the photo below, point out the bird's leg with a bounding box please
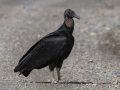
[51,71,57,84]
[56,67,62,82]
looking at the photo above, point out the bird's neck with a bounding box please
[64,17,74,29]
[57,17,74,34]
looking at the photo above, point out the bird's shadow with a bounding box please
[30,81,93,84]
[30,81,113,84]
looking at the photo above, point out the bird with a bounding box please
[14,9,80,83]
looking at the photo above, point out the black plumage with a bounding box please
[14,9,80,83]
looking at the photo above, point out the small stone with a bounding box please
[90,32,96,36]
[80,67,83,69]
[88,59,94,63]
[38,34,40,38]
[48,79,50,82]
[106,27,110,30]
[107,69,110,72]
[24,83,28,86]
[4,67,9,71]
[103,66,107,68]
[93,83,98,86]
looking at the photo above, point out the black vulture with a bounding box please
[14,9,80,83]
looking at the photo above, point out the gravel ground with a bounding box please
[0,0,120,90]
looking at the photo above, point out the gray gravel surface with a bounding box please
[0,0,120,90]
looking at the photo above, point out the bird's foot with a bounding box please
[51,79,57,84]
[57,80,63,83]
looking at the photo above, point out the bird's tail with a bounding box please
[14,57,29,72]
[14,65,32,77]
[19,69,32,77]
[14,66,19,72]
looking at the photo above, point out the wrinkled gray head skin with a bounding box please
[64,9,80,19]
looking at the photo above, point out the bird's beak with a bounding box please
[73,14,80,20]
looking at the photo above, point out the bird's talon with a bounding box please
[57,80,63,83]
[51,80,57,84]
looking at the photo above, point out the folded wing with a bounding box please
[14,35,67,72]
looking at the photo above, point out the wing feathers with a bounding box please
[14,34,67,72]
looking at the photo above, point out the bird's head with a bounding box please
[64,9,80,19]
